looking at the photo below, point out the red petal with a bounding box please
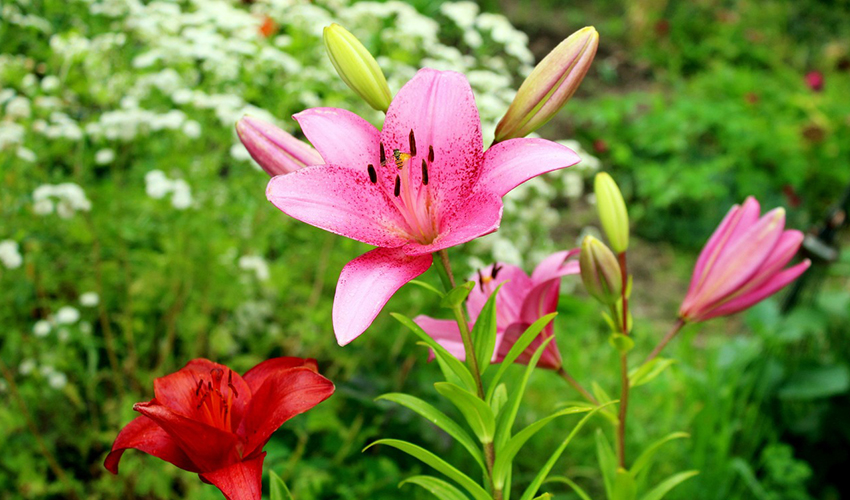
[103,415,199,474]
[239,367,335,457]
[153,358,252,427]
[199,453,266,500]
[241,357,317,394]
[134,400,242,472]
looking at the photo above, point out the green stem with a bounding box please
[556,366,599,406]
[642,318,686,366]
[616,251,630,468]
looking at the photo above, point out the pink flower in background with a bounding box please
[679,197,810,322]
[236,116,323,176]
[805,71,824,92]
[259,68,581,345]
[415,250,580,370]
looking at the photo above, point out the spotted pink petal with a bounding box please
[479,138,581,197]
[403,191,503,256]
[333,247,433,345]
[293,108,380,169]
[266,165,410,248]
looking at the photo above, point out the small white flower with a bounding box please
[33,198,54,215]
[239,255,270,281]
[0,240,23,269]
[33,320,51,337]
[41,75,60,92]
[145,170,172,199]
[182,120,201,139]
[5,96,31,119]
[80,292,99,307]
[95,148,115,165]
[55,306,80,324]
[48,372,68,390]
[19,359,36,375]
[170,179,192,209]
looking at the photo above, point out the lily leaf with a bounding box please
[435,382,496,444]
[638,471,699,500]
[472,283,502,375]
[545,476,592,500]
[629,358,676,388]
[393,313,477,392]
[492,406,593,490]
[630,431,690,480]
[409,279,445,298]
[376,393,485,473]
[596,429,618,499]
[399,475,472,500]
[518,402,615,500]
[269,470,294,500]
[486,313,557,403]
[363,439,492,500]
[613,468,637,500]
[490,383,508,417]
[441,281,476,309]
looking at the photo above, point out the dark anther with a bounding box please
[477,269,486,291]
[227,370,239,398]
[394,175,401,197]
[491,263,502,280]
[409,129,417,156]
[195,379,204,396]
[380,142,386,165]
[367,164,377,183]
[428,145,434,163]
[421,159,429,185]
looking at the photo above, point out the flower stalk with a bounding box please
[616,251,630,468]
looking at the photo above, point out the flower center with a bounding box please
[193,368,239,431]
[367,129,438,244]
[477,263,503,293]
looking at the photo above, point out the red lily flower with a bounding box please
[104,357,334,500]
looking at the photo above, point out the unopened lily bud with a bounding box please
[594,172,629,253]
[323,23,392,112]
[494,26,598,142]
[236,116,323,176]
[580,236,622,305]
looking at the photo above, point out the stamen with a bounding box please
[380,142,386,166]
[227,370,238,398]
[409,129,417,156]
[367,164,377,183]
[421,159,429,185]
[477,269,485,291]
[428,145,434,163]
[491,263,502,280]
[394,175,401,197]
[195,379,204,396]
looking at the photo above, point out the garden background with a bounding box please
[1,0,849,498]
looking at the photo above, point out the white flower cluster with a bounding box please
[0,240,23,269]
[238,255,270,281]
[145,170,193,209]
[32,183,92,218]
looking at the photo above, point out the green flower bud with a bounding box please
[323,24,392,112]
[580,235,623,305]
[494,26,598,142]
[594,172,629,253]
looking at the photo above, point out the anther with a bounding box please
[394,175,401,197]
[367,164,377,183]
[380,142,386,165]
[421,159,429,185]
[477,269,485,291]
[227,370,239,398]
[409,129,417,156]
[428,145,434,163]
[195,379,204,396]
[491,263,502,280]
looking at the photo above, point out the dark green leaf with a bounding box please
[393,313,477,392]
[639,471,699,500]
[472,283,502,375]
[435,382,496,444]
[399,475,471,500]
[441,281,475,309]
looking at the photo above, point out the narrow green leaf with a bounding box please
[376,393,485,473]
[630,432,689,478]
[409,279,445,298]
[596,429,618,499]
[441,281,476,309]
[269,470,294,500]
[393,313,477,392]
[363,439,492,500]
[545,476,592,500]
[435,382,496,444]
[638,471,699,500]
[629,358,676,388]
[494,337,554,450]
[518,402,615,500]
[416,342,469,391]
[399,475,471,500]
[472,283,502,375]
[486,313,557,402]
[609,333,635,353]
[613,468,637,500]
[532,494,552,500]
[490,383,508,417]
[492,406,593,489]
[590,382,620,426]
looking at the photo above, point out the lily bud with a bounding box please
[580,236,622,305]
[594,172,629,253]
[323,23,392,112]
[236,116,323,176]
[494,26,598,142]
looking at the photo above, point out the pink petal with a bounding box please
[466,263,532,324]
[239,367,334,457]
[333,247,433,345]
[414,315,466,361]
[381,68,483,212]
[700,259,810,320]
[520,278,561,327]
[199,453,265,500]
[530,249,581,284]
[403,191,503,255]
[236,116,322,175]
[266,165,410,248]
[293,108,380,170]
[104,415,199,474]
[496,322,561,370]
[479,138,581,197]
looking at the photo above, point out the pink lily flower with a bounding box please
[236,116,323,176]
[680,196,811,322]
[415,250,580,370]
[261,68,581,345]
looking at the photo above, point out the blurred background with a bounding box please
[1,0,849,498]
